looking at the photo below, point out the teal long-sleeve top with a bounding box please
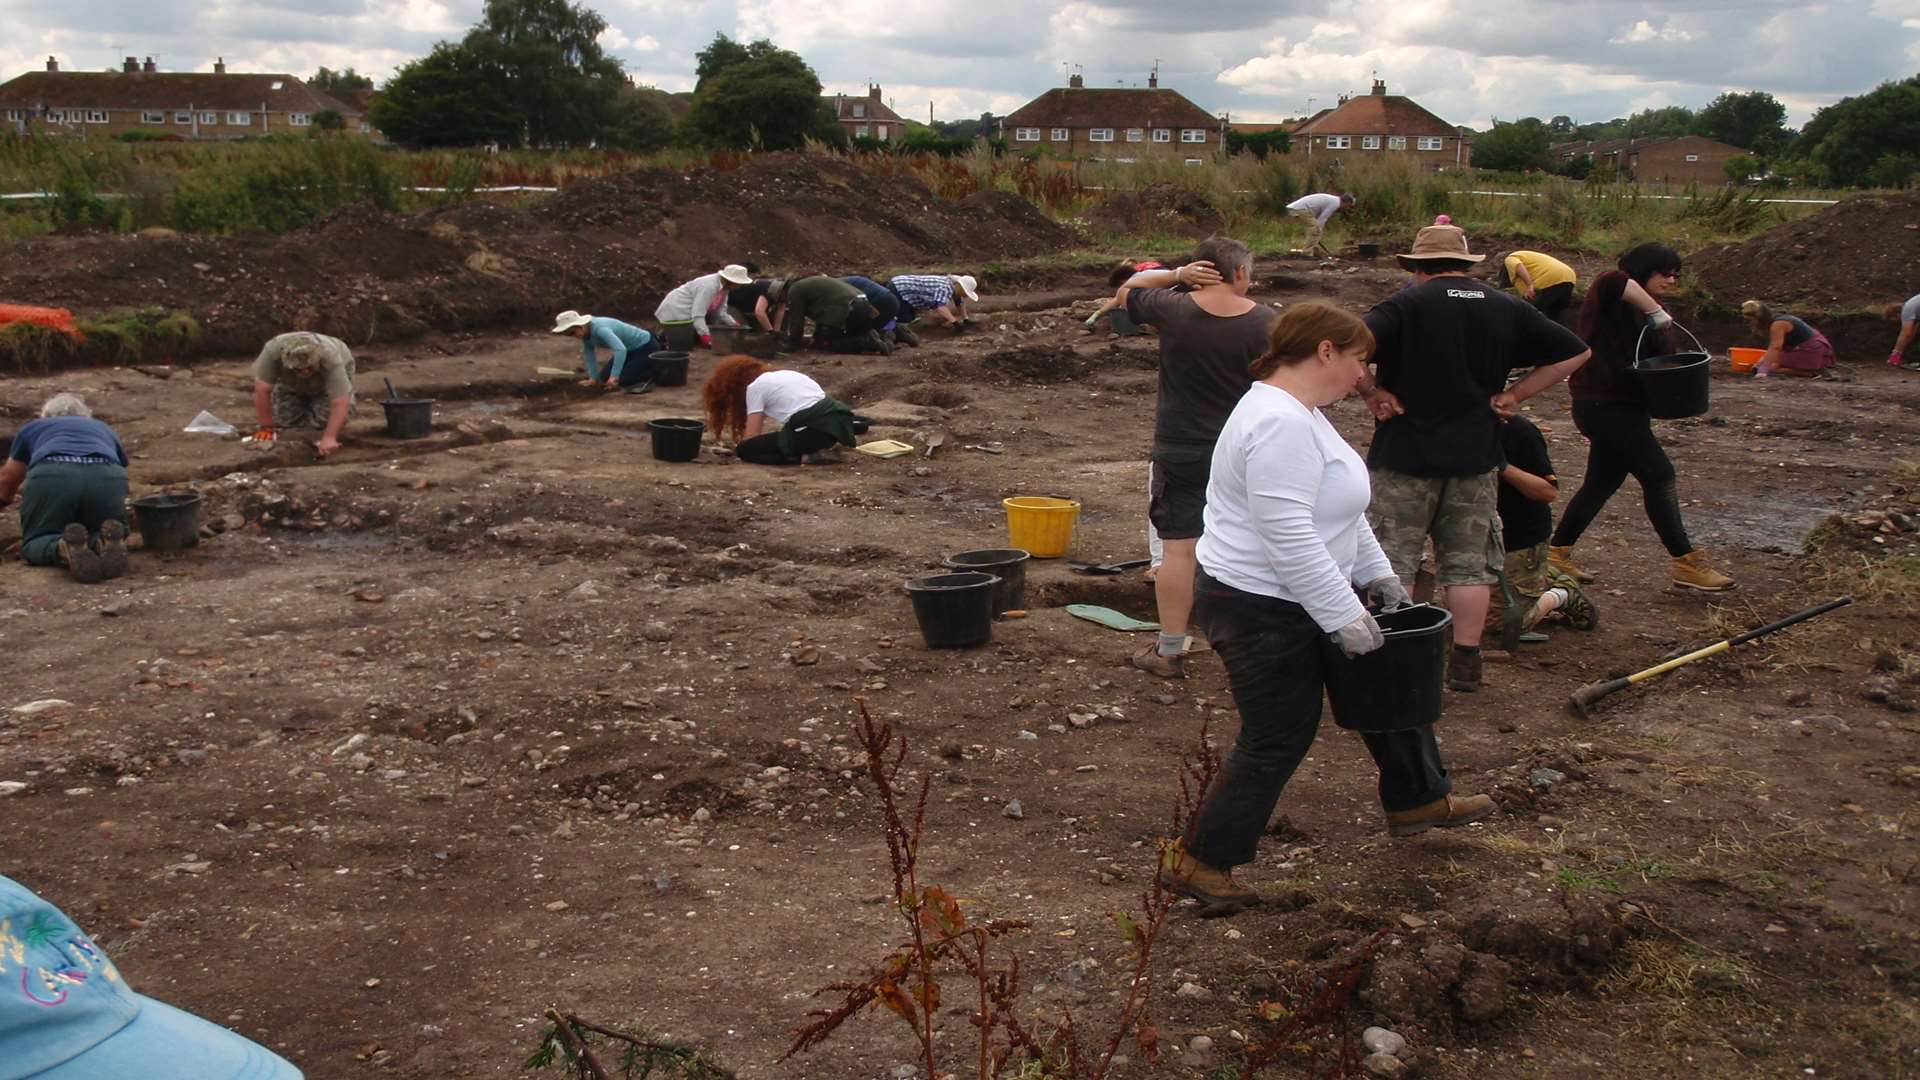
[581,317,652,382]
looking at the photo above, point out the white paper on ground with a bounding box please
[183,410,236,435]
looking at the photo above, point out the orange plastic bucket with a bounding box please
[1728,347,1764,373]
[1003,496,1079,558]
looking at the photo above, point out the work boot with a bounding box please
[893,325,921,348]
[801,446,844,466]
[868,330,893,356]
[1672,551,1736,592]
[1558,583,1599,630]
[1385,793,1496,837]
[1157,845,1261,910]
[623,380,653,395]
[95,520,130,580]
[1447,645,1482,692]
[1546,544,1594,583]
[58,524,105,584]
[1130,643,1188,679]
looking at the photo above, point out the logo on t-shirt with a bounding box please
[1446,289,1487,299]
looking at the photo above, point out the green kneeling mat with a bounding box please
[1066,604,1160,632]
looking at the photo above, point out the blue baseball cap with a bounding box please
[0,874,302,1080]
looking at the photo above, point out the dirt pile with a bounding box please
[0,154,1070,360]
[1688,191,1920,311]
[1085,182,1225,239]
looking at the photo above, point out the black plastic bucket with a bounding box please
[382,398,434,439]
[130,492,203,553]
[648,418,704,462]
[1632,352,1711,419]
[904,571,999,648]
[1321,604,1453,732]
[942,548,1030,616]
[651,351,690,388]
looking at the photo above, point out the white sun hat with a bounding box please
[951,274,979,302]
[550,310,593,334]
[718,264,753,285]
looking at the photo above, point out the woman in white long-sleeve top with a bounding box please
[1160,302,1495,913]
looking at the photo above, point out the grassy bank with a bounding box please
[0,308,201,373]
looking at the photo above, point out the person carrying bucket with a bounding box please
[0,393,131,583]
[1739,300,1835,379]
[701,356,858,466]
[1546,244,1734,592]
[550,310,658,393]
[1357,224,1591,693]
[655,264,753,350]
[250,331,356,457]
[1160,303,1495,913]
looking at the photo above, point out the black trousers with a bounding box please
[1532,282,1575,324]
[1185,571,1452,869]
[1551,400,1692,557]
[735,427,837,465]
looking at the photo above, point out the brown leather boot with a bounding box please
[58,524,105,584]
[1672,551,1735,592]
[1385,793,1496,837]
[1546,544,1594,583]
[1157,846,1261,909]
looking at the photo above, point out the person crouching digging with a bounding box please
[701,356,858,466]
[1159,304,1494,913]
[0,393,131,583]
[251,331,355,456]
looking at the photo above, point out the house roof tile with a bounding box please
[829,93,904,124]
[1002,87,1217,130]
[1292,94,1455,138]
[0,71,360,116]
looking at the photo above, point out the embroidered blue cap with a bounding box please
[0,874,302,1080]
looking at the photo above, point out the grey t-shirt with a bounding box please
[1126,288,1281,454]
[1903,294,1920,323]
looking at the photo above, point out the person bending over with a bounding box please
[550,310,658,392]
[1741,300,1835,379]
[252,331,355,456]
[702,355,858,466]
[655,264,752,350]
[1887,294,1919,370]
[1499,250,1578,324]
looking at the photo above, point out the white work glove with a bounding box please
[1646,309,1673,330]
[1330,612,1386,658]
[1362,575,1412,612]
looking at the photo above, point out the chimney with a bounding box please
[1371,78,1386,96]
[214,57,226,75]
[45,56,58,72]
[143,57,156,74]
[1069,73,1084,89]
[123,56,139,73]
[1148,71,1157,89]
[1337,92,1350,106]
[868,83,881,101]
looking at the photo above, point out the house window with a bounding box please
[1184,158,1204,166]
[4,109,19,121]
[1362,135,1381,150]
[854,124,870,138]
[1015,127,1040,141]
[1684,154,1699,162]
[1325,135,1351,149]
[876,124,887,139]
[141,110,165,124]
[175,111,192,124]
[289,112,311,126]
[200,111,218,125]
[227,111,251,125]
[46,110,65,123]
[1388,136,1407,150]
[1151,128,1171,142]
[86,110,108,123]
[1180,128,1205,142]
[1050,127,1069,141]
[1416,136,1444,151]
[1089,128,1114,142]
[851,103,865,118]
[1125,128,1143,142]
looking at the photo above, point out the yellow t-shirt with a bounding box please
[1503,251,1575,292]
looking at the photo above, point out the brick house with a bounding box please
[1288,79,1467,170]
[0,56,373,140]
[1551,135,1745,185]
[999,73,1221,161]
[828,85,905,143]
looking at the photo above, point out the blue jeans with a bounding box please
[1185,570,1452,868]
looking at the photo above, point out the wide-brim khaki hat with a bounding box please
[1396,224,1484,264]
[551,310,592,333]
[719,264,753,285]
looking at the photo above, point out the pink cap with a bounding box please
[1432,214,1452,226]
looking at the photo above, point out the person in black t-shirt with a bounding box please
[1358,224,1590,692]
[1492,415,1596,649]
[726,278,784,332]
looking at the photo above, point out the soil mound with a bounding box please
[1688,191,1920,312]
[1085,182,1225,238]
[0,154,1070,361]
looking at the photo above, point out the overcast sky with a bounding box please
[5,0,1918,128]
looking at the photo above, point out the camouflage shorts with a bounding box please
[271,386,353,430]
[1505,542,1552,599]
[1367,469,1502,587]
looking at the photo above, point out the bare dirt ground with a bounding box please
[3,253,1918,1080]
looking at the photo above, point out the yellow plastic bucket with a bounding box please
[1003,496,1080,558]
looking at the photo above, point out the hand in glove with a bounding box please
[699,333,713,348]
[1363,575,1412,612]
[1645,309,1673,330]
[250,427,276,442]
[1330,612,1386,657]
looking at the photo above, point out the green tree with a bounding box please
[1799,75,1920,186]
[1224,128,1290,158]
[1723,153,1762,183]
[371,43,521,148]
[461,0,626,147]
[1471,117,1554,172]
[604,84,675,151]
[311,108,346,135]
[681,37,829,150]
[1624,105,1696,138]
[1693,91,1789,154]
[310,67,374,94]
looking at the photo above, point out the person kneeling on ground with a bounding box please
[885,273,978,332]
[773,275,890,354]
[1163,302,1494,913]
[551,310,658,393]
[0,392,130,583]
[1492,413,1596,649]
[251,331,355,456]
[1741,300,1836,379]
[655,264,753,350]
[842,275,917,347]
[727,276,786,333]
[702,355,858,466]
[1887,293,1919,370]
[0,872,305,1078]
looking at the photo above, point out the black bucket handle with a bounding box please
[1633,318,1706,369]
